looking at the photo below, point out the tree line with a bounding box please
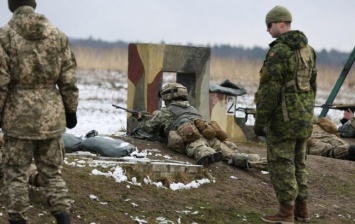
[70,37,353,66]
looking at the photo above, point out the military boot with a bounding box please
[53,212,71,224]
[9,219,26,224]
[294,200,310,222]
[261,201,294,224]
[196,151,223,167]
[28,171,44,187]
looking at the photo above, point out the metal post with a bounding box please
[319,47,355,118]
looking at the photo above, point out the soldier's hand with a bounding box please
[344,109,354,120]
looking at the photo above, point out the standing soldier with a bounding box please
[254,5,317,223]
[0,1,78,223]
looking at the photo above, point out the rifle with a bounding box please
[112,104,150,118]
[315,104,355,124]
[236,107,256,120]
[314,104,355,112]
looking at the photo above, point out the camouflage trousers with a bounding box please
[186,137,237,161]
[2,136,71,220]
[186,138,267,169]
[267,138,309,203]
[307,137,349,159]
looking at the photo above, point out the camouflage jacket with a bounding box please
[255,30,317,141]
[0,6,78,139]
[141,100,201,140]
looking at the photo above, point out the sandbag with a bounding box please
[82,135,136,157]
[317,117,338,135]
[63,133,83,153]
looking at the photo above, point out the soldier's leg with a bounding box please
[186,138,214,159]
[2,137,34,222]
[33,137,72,217]
[209,139,267,170]
[294,139,309,200]
[208,138,236,161]
[186,138,223,167]
[268,139,298,203]
[294,138,310,221]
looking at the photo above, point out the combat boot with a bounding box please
[294,200,310,222]
[261,201,294,224]
[9,219,26,224]
[196,151,223,167]
[53,212,71,224]
[28,171,44,187]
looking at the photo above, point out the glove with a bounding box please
[66,112,77,129]
[340,118,348,125]
[254,124,266,137]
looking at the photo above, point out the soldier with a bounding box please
[254,6,317,223]
[338,109,355,138]
[133,83,267,170]
[307,117,355,160]
[0,1,78,223]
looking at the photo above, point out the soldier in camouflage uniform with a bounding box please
[134,83,268,170]
[307,117,355,160]
[254,6,317,223]
[0,1,78,223]
[338,109,355,138]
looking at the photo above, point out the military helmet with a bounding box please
[159,83,188,101]
[265,5,292,24]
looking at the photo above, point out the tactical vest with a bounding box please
[281,45,315,122]
[167,104,202,131]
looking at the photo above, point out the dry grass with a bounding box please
[72,47,355,90]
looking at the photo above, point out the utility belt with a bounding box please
[167,119,228,154]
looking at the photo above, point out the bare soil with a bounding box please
[0,136,354,224]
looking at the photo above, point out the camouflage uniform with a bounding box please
[255,30,317,203]
[338,118,355,138]
[0,6,78,221]
[307,121,355,160]
[139,100,267,170]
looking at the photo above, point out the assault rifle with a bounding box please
[112,104,150,118]
[315,104,355,124]
[314,104,355,113]
[236,107,256,121]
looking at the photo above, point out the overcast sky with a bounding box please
[0,0,354,52]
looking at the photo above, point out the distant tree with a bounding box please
[69,37,352,66]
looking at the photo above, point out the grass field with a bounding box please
[73,46,355,90]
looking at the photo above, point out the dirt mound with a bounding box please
[0,137,354,224]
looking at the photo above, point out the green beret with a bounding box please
[8,0,37,13]
[265,5,292,24]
